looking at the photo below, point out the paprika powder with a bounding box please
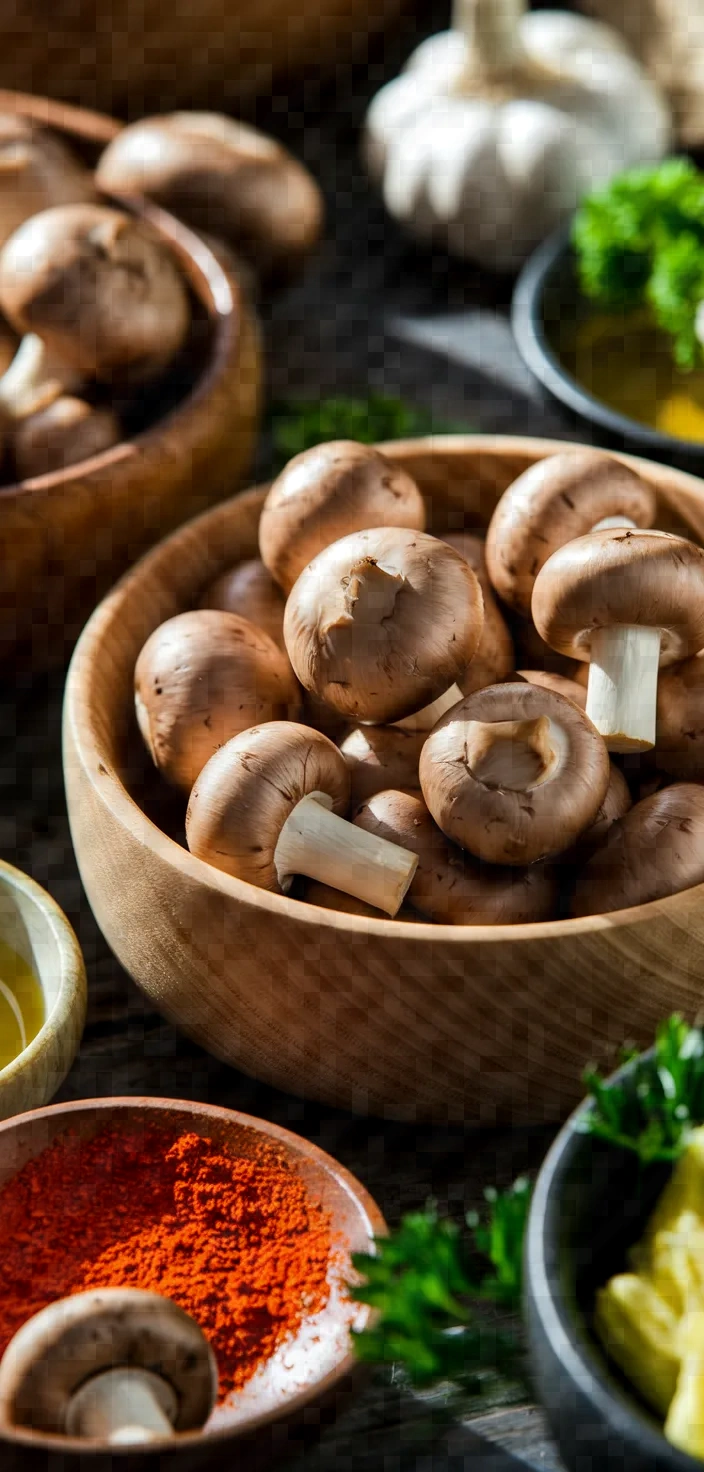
[0,1125,333,1401]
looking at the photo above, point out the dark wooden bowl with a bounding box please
[0,1096,385,1470]
[0,92,262,672]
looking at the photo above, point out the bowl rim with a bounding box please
[0,859,86,1093]
[511,226,704,461]
[64,432,704,943]
[526,1065,697,1469]
[0,1093,386,1454]
[0,90,245,501]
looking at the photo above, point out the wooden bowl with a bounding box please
[0,92,261,672]
[63,435,704,1127]
[0,861,86,1122]
[0,1096,384,1470]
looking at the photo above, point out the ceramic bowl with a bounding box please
[525,1054,692,1472]
[62,434,704,1127]
[511,227,704,469]
[0,860,86,1122]
[0,1095,385,1470]
[0,91,261,673]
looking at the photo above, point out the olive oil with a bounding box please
[0,939,44,1070]
[553,307,704,445]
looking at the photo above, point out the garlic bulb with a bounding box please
[364,0,671,270]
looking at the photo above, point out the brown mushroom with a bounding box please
[259,441,426,595]
[0,204,190,416]
[517,669,587,709]
[656,652,704,780]
[186,722,417,916]
[354,788,559,924]
[134,609,299,793]
[303,881,385,917]
[199,559,286,648]
[419,681,610,865]
[96,112,324,281]
[532,529,704,754]
[569,761,632,865]
[0,1288,216,1443]
[13,395,121,478]
[485,449,656,616]
[0,114,96,252]
[283,527,483,724]
[443,532,514,694]
[571,783,704,916]
[340,724,424,805]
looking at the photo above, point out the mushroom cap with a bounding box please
[303,881,382,917]
[443,532,514,694]
[186,721,350,890]
[13,396,121,479]
[419,681,610,865]
[656,653,704,780]
[199,558,285,649]
[96,112,323,279]
[340,724,424,805]
[532,529,704,665]
[284,526,483,724]
[134,609,299,793]
[0,1288,216,1435]
[570,761,632,865]
[0,204,190,382]
[485,449,656,616]
[0,114,96,252]
[353,788,558,924]
[517,669,587,709]
[571,783,704,916]
[259,441,426,595]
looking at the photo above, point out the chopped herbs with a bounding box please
[268,395,466,468]
[573,160,704,369]
[581,1014,704,1163]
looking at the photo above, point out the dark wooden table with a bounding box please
[3,7,600,1464]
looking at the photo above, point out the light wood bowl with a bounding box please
[0,92,261,673]
[0,861,86,1122]
[63,436,704,1126]
[0,1096,384,1470]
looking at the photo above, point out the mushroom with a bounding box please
[516,669,587,709]
[340,724,425,805]
[510,612,579,677]
[134,609,299,793]
[0,204,190,418]
[199,559,286,649]
[303,881,386,917]
[185,722,418,917]
[419,681,610,865]
[569,761,632,866]
[0,113,96,252]
[284,527,483,724]
[656,652,704,780]
[532,528,704,753]
[13,396,121,479]
[571,783,704,916]
[443,531,514,694]
[485,449,656,617]
[96,112,324,281]
[259,441,426,595]
[0,1288,216,1443]
[353,788,558,924]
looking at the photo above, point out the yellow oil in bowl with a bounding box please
[0,939,44,1071]
[553,308,704,445]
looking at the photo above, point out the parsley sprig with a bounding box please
[268,395,467,469]
[581,1013,704,1163]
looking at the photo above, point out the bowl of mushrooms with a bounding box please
[0,91,264,671]
[63,433,704,1125]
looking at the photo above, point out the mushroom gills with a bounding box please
[587,624,662,753]
[66,1368,177,1445]
[274,790,418,917]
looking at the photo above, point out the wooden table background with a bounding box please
[3,4,613,1465]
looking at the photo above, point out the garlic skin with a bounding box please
[364,0,671,270]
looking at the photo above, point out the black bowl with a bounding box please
[525,1066,696,1472]
[512,227,704,471]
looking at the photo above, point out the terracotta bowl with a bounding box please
[0,1096,384,1471]
[62,435,704,1127]
[0,91,261,672]
[0,861,86,1122]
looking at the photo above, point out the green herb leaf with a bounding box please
[468,1176,532,1307]
[580,1014,704,1163]
[268,395,468,469]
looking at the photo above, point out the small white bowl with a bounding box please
[0,861,86,1121]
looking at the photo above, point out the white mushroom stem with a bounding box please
[591,515,638,532]
[274,791,418,916]
[464,714,563,789]
[394,683,464,733]
[452,0,526,74]
[0,333,73,419]
[586,625,662,752]
[65,1368,177,1445]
